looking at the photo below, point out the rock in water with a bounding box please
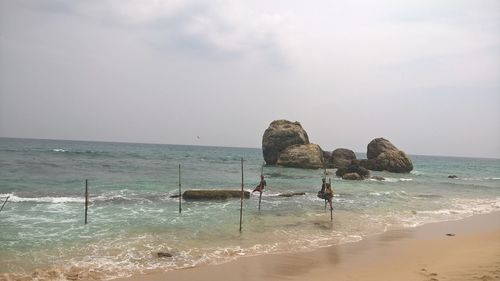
[278,192,306,197]
[183,190,250,200]
[367,138,398,159]
[262,120,310,165]
[361,138,413,173]
[371,176,386,181]
[331,148,357,169]
[277,144,324,169]
[157,252,173,258]
[342,173,363,180]
[336,162,370,179]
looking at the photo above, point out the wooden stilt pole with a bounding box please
[258,192,262,211]
[85,179,88,224]
[0,196,9,213]
[239,158,244,233]
[329,178,333,221]
[258,163,263,210]
[323,156,327,211]
[178,164,182,214]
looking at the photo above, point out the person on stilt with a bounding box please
[317,178,333,210]
[252,175,267,193]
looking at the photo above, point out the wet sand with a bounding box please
[116,211,500,281]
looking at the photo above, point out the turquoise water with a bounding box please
[1,138,499,279]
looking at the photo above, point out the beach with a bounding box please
[117,211,500,281]
[1,139,500,280]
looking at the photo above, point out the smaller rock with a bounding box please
[371,176,386,181]
[336,163,370,179]
[342,173,362,180]
[169,194,180,198]
[157,252,173,258]
[278,192,306,197]
[445,233,456,236]
[448,175,458,179]
[331,148,357,169]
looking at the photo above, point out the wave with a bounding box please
[0,191,170,205]
[4,194,84,203]
[378,178,413,183]
[399,197,500,228]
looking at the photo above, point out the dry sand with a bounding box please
[116,211,500,281]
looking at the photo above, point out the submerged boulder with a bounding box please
[262,120,310,165]
[342,173,363,180]
[331,148,357,169]
[336,162,370,179]
[360,138,413,173]
[278,192,306,197]
[183,190,250,200]
[277,144,324,169]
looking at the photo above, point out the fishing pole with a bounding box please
[0,196,10,213]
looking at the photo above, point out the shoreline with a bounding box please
[116,211,500,281]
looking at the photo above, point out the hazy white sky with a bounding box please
[1,0,499,158]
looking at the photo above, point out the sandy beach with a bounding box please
[117,211,500,281]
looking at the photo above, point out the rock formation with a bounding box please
[262,120,309,165]
[277,144,324,169]
[331,148,357,169]
[260,121,413,173]
[360,138,413,173]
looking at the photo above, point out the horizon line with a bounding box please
[0,136,499,160]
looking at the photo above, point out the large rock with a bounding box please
[277,144,324,169]
[367,138,398,159]
[262,120,310,165]
[361,138,413,173]
[183,190,250,200]
[331,148,357,169]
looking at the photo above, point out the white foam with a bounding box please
[383,178,413,183]
[6,195,84,203]
[52,148,66,152]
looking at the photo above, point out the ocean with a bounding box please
[1,137,499,280]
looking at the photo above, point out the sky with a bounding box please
[0,0,499,158]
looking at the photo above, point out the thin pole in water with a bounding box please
[239,158,244,233]
[178,164,182,214]
[85,179,89,224]
[323,157,327,210]
[0,196,9,213]
[329,178,333,221]
[258,163,263,211]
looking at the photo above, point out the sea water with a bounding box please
[1,138,499,279]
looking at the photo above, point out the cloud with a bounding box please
[35,0,297,64]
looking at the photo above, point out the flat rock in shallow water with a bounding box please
[278,192,306,197]
[157,252,173,258]
[183,190,250,200]
[342,172,363,180]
